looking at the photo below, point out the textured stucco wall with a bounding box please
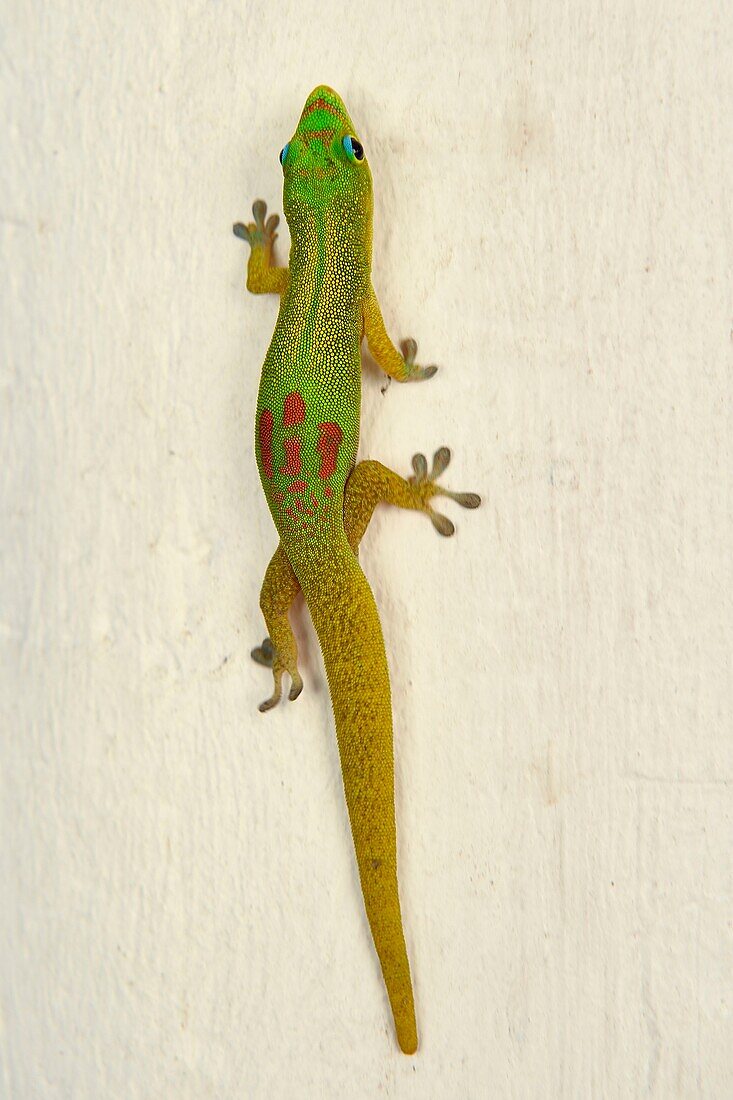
[2,2,731,1097]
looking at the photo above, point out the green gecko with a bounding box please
[233,85,480,1055]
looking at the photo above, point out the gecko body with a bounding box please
[234,86,480,1054]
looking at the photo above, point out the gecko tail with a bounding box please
[298,544,418,1055]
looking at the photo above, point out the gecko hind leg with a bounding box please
[252,543,303,712]
[344,447,481,549]
[251,451,479,711]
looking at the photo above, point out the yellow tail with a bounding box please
[296,541,418,1054]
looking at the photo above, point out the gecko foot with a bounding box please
[400,338,438,382]
[408,447,481,536]
[251,636,303,712]
[233,199,280,250]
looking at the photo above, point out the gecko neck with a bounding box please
[287,205,371,305]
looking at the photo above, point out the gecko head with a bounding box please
[280,85,373,233]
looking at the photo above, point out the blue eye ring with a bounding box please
[342,135,364,162]
[279,143,290,167]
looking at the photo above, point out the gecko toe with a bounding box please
[251,637,275,667]
[453,491,481,508]
[258,691,281,713]
[430,447,451,478]
[410,453,428,483]
[429,509,455,537]
[440,487,482,509]
[253,637,302,710]
[398,339,438,382]
[401,338,418,363]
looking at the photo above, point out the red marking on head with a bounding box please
[283,392,306,427]
[279,437,302,477]
[311,493,319,509]
[294,498,304,512]
[259,409,274,479]
[303,97,340,119]
[324,485,333,498]
[285,507,296,518]
[316,422,343,479]
[305,128,334,144]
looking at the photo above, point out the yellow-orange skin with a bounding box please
[235,86,479,1054]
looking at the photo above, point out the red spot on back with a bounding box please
[283,392,306,427]
[316,422,343,479]
[259,409,274,478]
[287,479,307,494]
[280,437,302,477]
[324,485,333,498]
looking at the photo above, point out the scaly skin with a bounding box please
[234,86,480,1055]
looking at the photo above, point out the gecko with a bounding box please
[233,85,480,1055]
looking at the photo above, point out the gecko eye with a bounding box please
[342,135,364,162]
[279,143,290,167]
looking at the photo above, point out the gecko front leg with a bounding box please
[233,200,289,296]
[362,285,438,382]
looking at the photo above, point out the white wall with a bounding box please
[2,2,731,1096]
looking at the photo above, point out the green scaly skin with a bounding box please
[234,86,481,1054]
